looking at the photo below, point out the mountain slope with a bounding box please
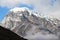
[1,7,60,40]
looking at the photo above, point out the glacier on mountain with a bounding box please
[1,7,60,40]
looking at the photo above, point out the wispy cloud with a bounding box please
[0,0,60,18]
[0,0,32,8]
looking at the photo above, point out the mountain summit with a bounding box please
[1,7,60,40]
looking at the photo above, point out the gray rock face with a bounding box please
[1,7,60,40]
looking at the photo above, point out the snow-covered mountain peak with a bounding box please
[1,7,60,40]
[10,7,32,13]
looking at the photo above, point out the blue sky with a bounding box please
[0,0,60,22]
[0,7,9,21]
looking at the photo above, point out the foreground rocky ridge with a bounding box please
[0,26,27,40]
[1,7,60,40]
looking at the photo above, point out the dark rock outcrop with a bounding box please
[0,26,27,40]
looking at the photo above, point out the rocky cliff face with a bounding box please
[1,7,60,40]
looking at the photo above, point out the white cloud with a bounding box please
[0,0,60,18]
[0,0,30,8]
[24,32,58,40]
